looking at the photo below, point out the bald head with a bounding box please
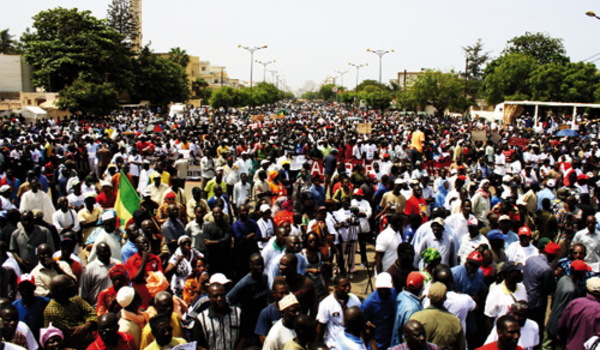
[344,306,364,335]
[98,312,118,329]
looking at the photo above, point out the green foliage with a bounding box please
[192,78,211,101]
[21,7,133,92]
[503,32,569,65]
[406,70,468,116]
[355,79,388,92]
[253,82,285,105]
[529,62,600,103]
[0,29,21,54]
[363,91,393,110]
[130,46,190,105]
[318,84,337,101]
[57,78,119,115]
[463,39,490,80]
[339,91,356,105]
[168,47,190,68]
[483,53,537,105]
[209,86,250,109]
[106,0,135,39]
[301,91,318,100]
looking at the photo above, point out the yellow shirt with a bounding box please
[143,337,186,350]
[139,313,186,350]
[411,130,425,153]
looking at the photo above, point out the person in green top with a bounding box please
[143,313,186,350]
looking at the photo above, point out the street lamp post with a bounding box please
[348,63,368,89]
[587,11,600,20]
[367,49,394,86]
[238,44,268,110]
[267,69,278,84]
[334,70,349,89]
[256,60,275,82]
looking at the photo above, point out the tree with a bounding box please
[130,46,190,105]
[21,7,133,92]
[503,32,568,65]
[529,61,600,103]
[483,53,537,105]
[0,29,20,54]
[300,91,318,100]
[463,39,490,80]
[209,86,250,109]
[106,0,135,40]
[355,79,388,92]
[363,91,393,110]
[407,70,468,117]
[57,78,120,115]
[318,84,337,101]
[168,47,190,68]
[192,78,211,102]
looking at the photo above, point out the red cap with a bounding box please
[518,226,531,236]
[164,192,177,200]
[369,173,376,180]
[467,251,483,264]
[383,153,390,158]
[17,273,35,286]
[545,242,561,255]
[353,188,364,196]
[406,271,425,289]
[571,259,592,272]
[578,174,589,181]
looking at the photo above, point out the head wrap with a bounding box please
[421,248,441,264]
[40,323,64,348]
[177,235,191,245]
[108,263,128,279]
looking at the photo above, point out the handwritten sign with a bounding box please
[251,115,265,122]
[270,114,285,120]
[508,137,529,148]
[357,123,372,134]
[559,124,570,130]
[471,130,487,142]
[489,133,502,144]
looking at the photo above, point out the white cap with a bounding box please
[261,160,270,165]
[101,211,116,221]
[116,286,135,308]
[84,192,97,199]
[546,179,556,188]
[260,204,271,212]
[394,179,404,185]
[101,181,113,188]
[278,293,300,310]
[0,185,11,193]
[209,273,231,285]
[375,272,394,289]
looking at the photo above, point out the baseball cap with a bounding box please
[467,251,483,265]
[571,260,592,272]
[518,226,531,236]
[259,204,271,212]
[544,242,561,255]
[209,273,232,285]
[501,261,523,273]
[587,277,600,294]
[431,217,444,226]
[406,271,425,289]
[17,274,35,286]
[394,179,404,185]
[467,217,479,227]
[353,188,364,196]
[428,282,447,300]
[499,215,511,222]
[375,272,394,289]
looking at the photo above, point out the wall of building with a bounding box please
[0,55,34,92]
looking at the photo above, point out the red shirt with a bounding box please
[96,191,117,209]
[126,253,163,308]
[476,342,523,350]
[86,332,136,350]
[404,196,428,224]
[96,286,118,317]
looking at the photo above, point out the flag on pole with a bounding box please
[115,171,140,227]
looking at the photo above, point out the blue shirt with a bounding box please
[255,302,282,336]
[267,252,308,288]
[13,296,50,339]
[337,331,368,350]
[504,230,519,250]
[232,219,259,240]
[537,188,556,210]
[309,184,326,207]
[403,226,416,244]
[451,264,486,296]
[373,184,388,212]
[361,288,397,350]
[391,290,423,347]
[523,254,554,309]
[121,240,138,262]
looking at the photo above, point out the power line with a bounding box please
[583,51,600,62]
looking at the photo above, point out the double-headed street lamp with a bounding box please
[256,60,275,82]
[238,44,268,109]
[267,69,278,84]
[348,63,368,89]
[367,49,394,86]
[334,70,349,89]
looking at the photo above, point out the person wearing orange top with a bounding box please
[409,126,425,169]
[268,171,287,205]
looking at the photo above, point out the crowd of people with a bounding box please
[0,102,600,350]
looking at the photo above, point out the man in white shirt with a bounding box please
[316,276,361,349]
[572,215,600,266]
[52,197,81,237]
[485,301,539,350]
[445,199,474,243]
[375,213,403,274]
[263,294,301,350]
[137,160,155,195]
[506,226,538,265]
[457,218,490,264]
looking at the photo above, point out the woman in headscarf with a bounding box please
[434,179,449,209]
[268,170,287,205]
[472,179,491,225]
[420,248,442,283]
[39,324,69,350]
[164,235,202,298]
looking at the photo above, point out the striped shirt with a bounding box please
[192,305,241,350]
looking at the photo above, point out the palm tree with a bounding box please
[0,29,19,54]
[168,47,189,68]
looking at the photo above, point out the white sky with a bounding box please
[3,0,600,93]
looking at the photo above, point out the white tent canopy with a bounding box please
[18,106,48,123]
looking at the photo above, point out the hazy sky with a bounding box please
[3,0,600,92]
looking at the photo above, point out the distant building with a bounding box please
[396,69,428,91]
[130,0,142,53]
[0,55,34,93]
